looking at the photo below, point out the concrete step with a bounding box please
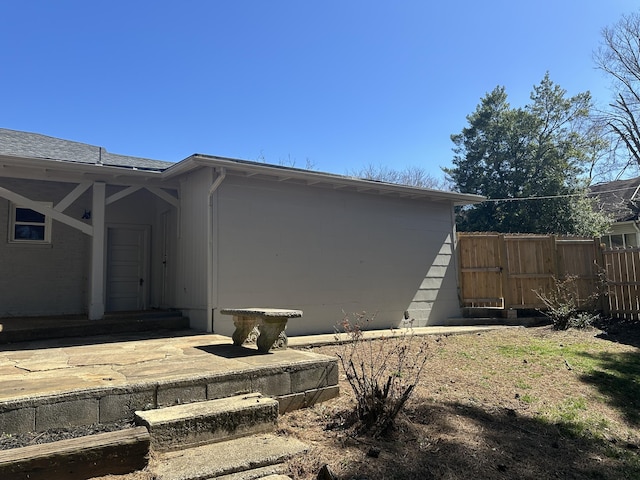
[150,433,306,480]
[135,393,279,452]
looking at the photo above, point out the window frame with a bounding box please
[8,202,52,244]
[603,232,639,249]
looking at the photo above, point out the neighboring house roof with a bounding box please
[590,177,640,222]
[0,128,484,206]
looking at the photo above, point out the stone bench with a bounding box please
[220,308,303,353]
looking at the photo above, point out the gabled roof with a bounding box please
[0,128,484,206]
[590,177,640,222]
[0,128,172,171]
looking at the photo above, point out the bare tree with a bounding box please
[594,11,640,168]
[347,164,452,190]
[583,116,639,183]
[256,151,317,170]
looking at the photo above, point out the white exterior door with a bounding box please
[106,225,149,312]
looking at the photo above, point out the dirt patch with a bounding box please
[279,324,640,479]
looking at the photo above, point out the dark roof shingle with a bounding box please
[0,128,173,171]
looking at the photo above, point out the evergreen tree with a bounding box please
[445,74,610,235]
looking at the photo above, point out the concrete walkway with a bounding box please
[288,324,513,347]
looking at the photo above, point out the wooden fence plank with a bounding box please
[592,248,640,320]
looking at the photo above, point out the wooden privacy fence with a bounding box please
[457,233,601,310]
[458,233,640,320]
[601,247,640,320]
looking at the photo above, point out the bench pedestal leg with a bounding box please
[257,317,288,353]
[232,315,257,346]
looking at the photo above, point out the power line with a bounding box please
[480,185,636,203]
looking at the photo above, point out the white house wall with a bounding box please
[0,179,91,317]
[406,237,460,325]
[608,221,638,236]
[0,179,177,318]
[175,168,216,330]
[212,175,460,336]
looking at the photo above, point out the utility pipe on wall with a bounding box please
[207,167,226,332]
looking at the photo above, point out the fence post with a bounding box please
[594,238,607,315]
[551,234,559,280]
[499,234,509,311]
[456,232,463,308]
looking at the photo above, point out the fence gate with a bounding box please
[458,233,504,308]
[458,233,601,311]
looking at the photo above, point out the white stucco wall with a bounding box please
[211,175,461,336]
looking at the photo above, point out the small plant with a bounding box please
[534,274,602,330]
[333,311,431,437]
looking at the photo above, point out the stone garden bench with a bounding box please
[220,308,303,353]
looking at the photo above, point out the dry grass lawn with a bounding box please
[278,323,640,480]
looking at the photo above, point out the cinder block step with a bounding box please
[135,393,279,452]
[150,433,306,480]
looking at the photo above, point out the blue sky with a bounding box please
[1,1,638,180]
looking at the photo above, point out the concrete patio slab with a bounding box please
[0,331,339,434]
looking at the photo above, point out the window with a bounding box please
[603,233,639,249]
[610,234,624,248]
[9,203,52,243]
[625,233,639,247]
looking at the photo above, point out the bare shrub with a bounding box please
[534,275,602,330]
[333,312,431,437]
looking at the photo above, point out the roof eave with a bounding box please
[163,154,484,205]
[0,153,170,185]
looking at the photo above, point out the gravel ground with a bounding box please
[0,421,135,451]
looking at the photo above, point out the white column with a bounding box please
[89,182,106,320]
